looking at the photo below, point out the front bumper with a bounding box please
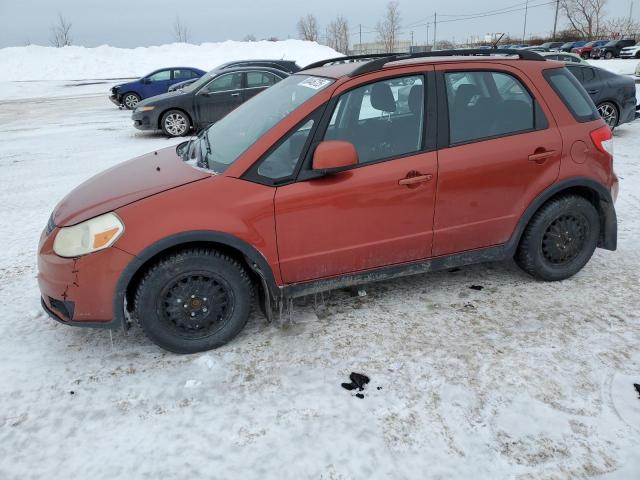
[38,227,134,329]
[131,110,155,130]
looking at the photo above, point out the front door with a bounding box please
[194,72,244,126]
[274,72,438,284]
[432,65,563,257]
[142,69,173,98]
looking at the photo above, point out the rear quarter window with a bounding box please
[543,68,599,122]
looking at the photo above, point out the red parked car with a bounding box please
[572,40,608,59]
[39,50,619,353]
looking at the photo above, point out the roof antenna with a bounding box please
[492,33,505,49]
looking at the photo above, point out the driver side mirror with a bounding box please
[142,78,151,84]
[312,141,358,173]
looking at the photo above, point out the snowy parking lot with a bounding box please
[1,75,640,478]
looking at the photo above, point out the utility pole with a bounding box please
[522,0,529,43]
[411,31,414,46]
[433,12,437,48]
[426,23,430,47]
[359,23,362,51]
[552,0,560,41]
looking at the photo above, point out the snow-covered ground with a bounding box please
[0,41,341,81]
[1,79,640,478]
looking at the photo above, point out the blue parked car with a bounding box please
[109,67,206,109]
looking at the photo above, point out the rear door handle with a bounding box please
[588,89,599,94]
[399,174,433,185]
[528,150,556,164]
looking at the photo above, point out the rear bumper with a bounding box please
[620,98,637,125]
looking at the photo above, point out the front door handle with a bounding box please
[231,92,241,97]
[399,174,433,185]
[588,89,599,94]
[528,150,556,164]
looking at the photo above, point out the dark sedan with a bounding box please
[565,63,637,129]
[167,59,300,92]
[132,66,288,137]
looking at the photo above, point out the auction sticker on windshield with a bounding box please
[298,77,332,90]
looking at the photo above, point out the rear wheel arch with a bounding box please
[114,232,280,329]
[512,178,616,254]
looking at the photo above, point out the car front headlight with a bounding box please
[53,212,124,257]
[136,105,155,112]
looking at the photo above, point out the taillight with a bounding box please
[590,125,614,156]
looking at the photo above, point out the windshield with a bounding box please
[181,69,221,92]
[604,41,617,46]
[561,42,573,48]
[193,75,334,173]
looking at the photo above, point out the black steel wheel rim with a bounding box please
[541,214,588,265]
[158,271,234,338]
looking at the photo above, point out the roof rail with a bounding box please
[302,49,545,77]
[350,49,545,76]
[301,53,399,71]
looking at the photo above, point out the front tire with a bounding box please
[122,92,141,110]
[580,52,589,60]
[515,196,600,281]
[161,109,191,137]
[134,249,253,353]
[597,102,619,130]
[604,51,614,59]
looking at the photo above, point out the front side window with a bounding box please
[203,72,243,93]
[323,75,425,164]
[198,75,334,173]
[256,119,315,180]
[246,71,280,88]
[445,71,535,144]
[148,70,171,81]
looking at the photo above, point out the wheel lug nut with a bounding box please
[184,304,188,308]
[191,295,195,298]
[190,312,195,317]
[203,308,208,312]
[176,299,182,303]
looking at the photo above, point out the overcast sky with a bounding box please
[0,0,636,48]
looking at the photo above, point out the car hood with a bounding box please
[53,145,210,227]
[137,91,187,108]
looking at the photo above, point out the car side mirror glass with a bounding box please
[142,78,151,84]
[312,141,358,173]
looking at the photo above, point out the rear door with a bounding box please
[244,70,283,101]
[194,72,244,126]
[432,64,562,257]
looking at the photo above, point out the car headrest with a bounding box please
[370,83,396,113]
[454,84,481,108]
[408,85,424,115]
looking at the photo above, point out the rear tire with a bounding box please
[161,109,191,137]
[122,92,141,110]
[580,52,589,60]
[515,195,600,281]
[597,102,619,130]
[604,51,614,59]
[134,249,253,353]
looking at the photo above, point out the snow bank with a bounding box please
[587,58,640,76]
[0,40,342,81]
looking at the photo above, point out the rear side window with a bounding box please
[444,71,537,144]
[543,68,599,122]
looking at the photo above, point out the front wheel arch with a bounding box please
[157,108,193,131]
[114,232,280,330]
